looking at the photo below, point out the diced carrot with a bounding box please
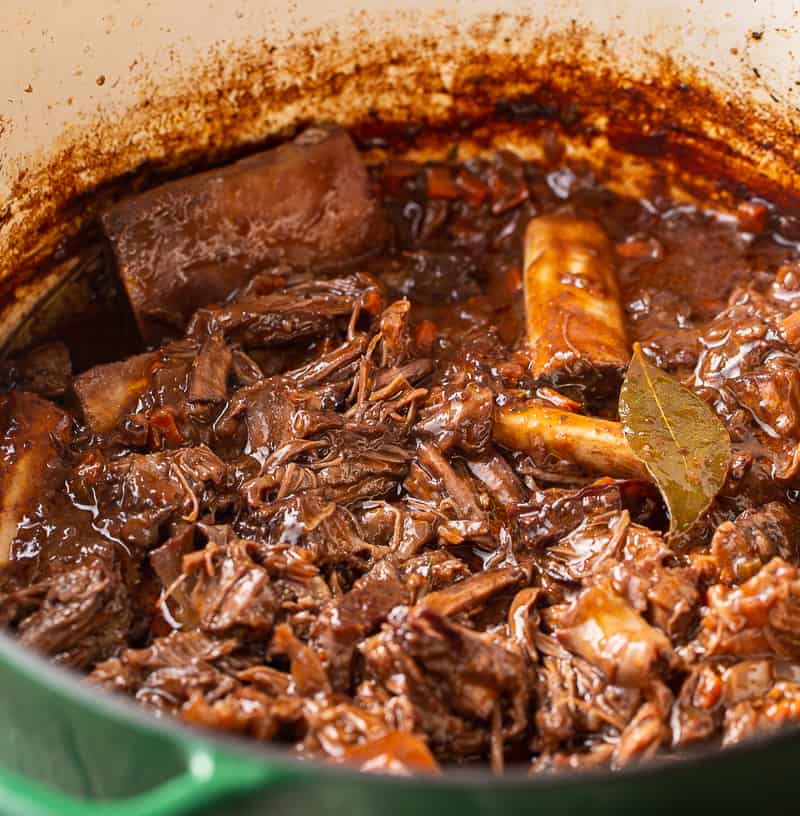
[589,476,617,487]
[148,408,183,449]
[535,386,582,412]
[489,172,528,215]
[361,289,384,317]
[415,319,438,353]
[693,669,723,710]
[615,238,664,261]
[425,165,460,200]
[736,200,769,234]
[456,169,489,207]
[502,264,523,295]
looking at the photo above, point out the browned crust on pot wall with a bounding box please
[1,13,799,349]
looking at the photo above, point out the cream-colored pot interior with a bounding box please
[0,0,799,349]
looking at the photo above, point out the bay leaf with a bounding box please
[618,343,731,536]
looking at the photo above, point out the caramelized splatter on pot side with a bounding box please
[3,122,800,776]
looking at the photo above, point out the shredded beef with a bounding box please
[5,131,800,778]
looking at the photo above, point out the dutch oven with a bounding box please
[1,0,800,813]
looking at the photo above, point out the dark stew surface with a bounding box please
[3,124,800,775]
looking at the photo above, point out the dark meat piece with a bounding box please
[149,524,196,623]
[380,250,481,305]
[91,630,239,711]
[312,558,411,691]
[73,446,226,550]
[692,287,800,481]
[542,509,631,584]
[362,606,531,757]
[72,351,158,434]
[534,633,643,753]
[188,332,231,403]
[243,434,409,513]
[187,276,371,350]
[397,551,473,599]
[466,449,527,505]
[220,378,342,459]
[3,560,130,669]
[183,536,276,635]
[416,379,494,456]
[613,683,672,768]
[670,664,722,747]
[0,391,72,565]
[417,566,525,618]
[0,342,72,398]
[355,500,442,560]
[75,339,219,445]
[412,441,485,522]
[215,333,369,457]
[531,500,698,637]
[260,494,381,570]
[697,557,800,660]
[517,479,650,549]
[710,503,798,584]
[230,348,264,386]
[103,126,385,341]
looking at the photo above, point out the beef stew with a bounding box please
[3,124,800,776]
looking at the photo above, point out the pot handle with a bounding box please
[0,746,287,816]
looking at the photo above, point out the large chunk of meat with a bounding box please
[362,606,531,758]
[312,558,412,691]
[188,332,232,403]
[533,633,642,752]
[71,446,226,550]
[0,391,72,565]
[258,494,381,570]
[188,276,374,351]
[670,663,722,747]
[102,126,385,341]
[416,379,494,456]
[183,536,276,635]
[2,560,130,669]
[72,351,158,434]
